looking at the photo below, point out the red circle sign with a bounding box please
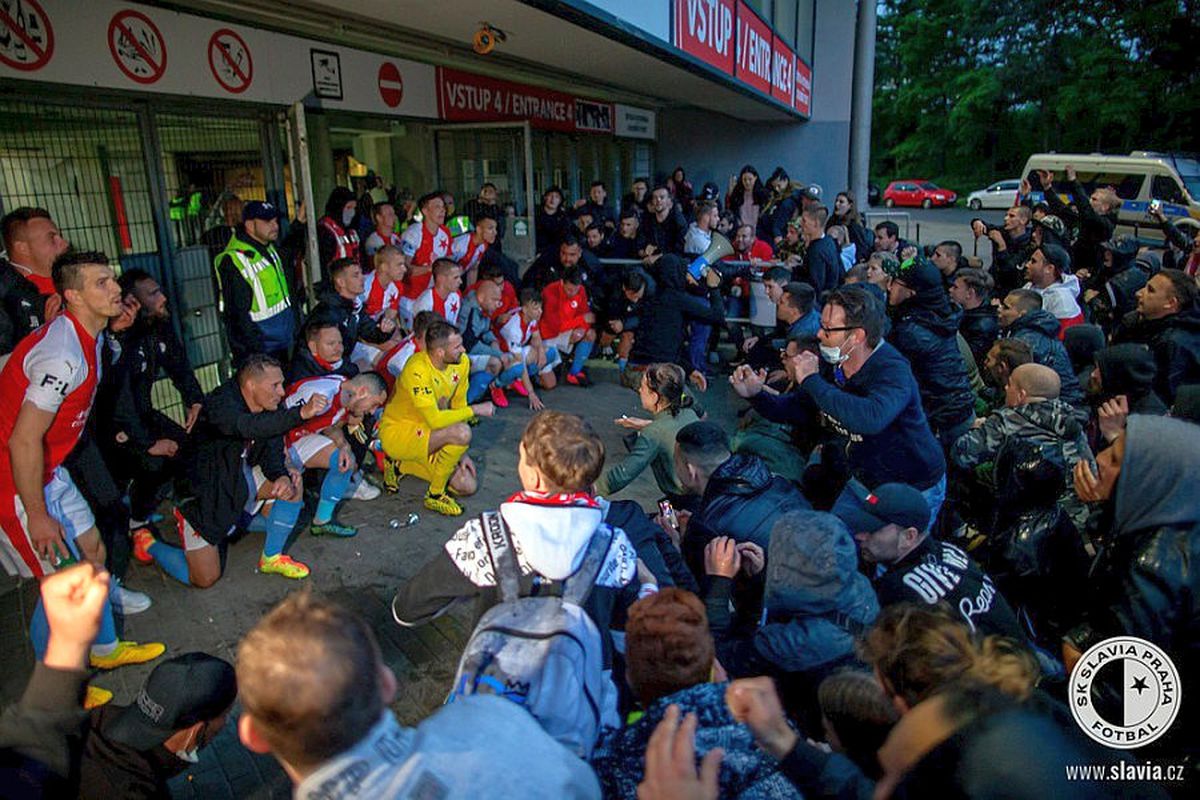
[0,0,55,71]
[108,9,167,85]
[208,28,253,93]
[378,61,404,108]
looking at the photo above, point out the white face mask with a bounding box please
[820,342,850,365]
[342,208,355,227]
[175,746,200,764]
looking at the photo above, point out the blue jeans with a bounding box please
[920,474,947,527]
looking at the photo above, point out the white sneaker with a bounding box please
[111,581,152,615]
[352,478,381,501]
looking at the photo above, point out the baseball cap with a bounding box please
[106,653,237,750]
[243,200,282,222]
[832,481,931,535]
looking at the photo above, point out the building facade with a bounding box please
[0,0,862,387]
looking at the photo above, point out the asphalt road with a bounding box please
[862,205,1008,268]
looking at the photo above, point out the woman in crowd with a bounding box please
[829,191,872,262]
[727,165,769,233]
[595,363,700,502]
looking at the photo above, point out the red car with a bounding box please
[882,180,957,208]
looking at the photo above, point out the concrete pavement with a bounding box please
[0,374,741,798]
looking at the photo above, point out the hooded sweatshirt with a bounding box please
[1067,415,1200,768]
[1025,273,1083,336]
[295,700,600,800]
[707,512,879,727]
[1004,309,1085,407]
[1094,343,1168,416]
[392,492,636,631]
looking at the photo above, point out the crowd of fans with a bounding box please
[0,157,1198,798]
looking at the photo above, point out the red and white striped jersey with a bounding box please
[497,311,541,352]
[451,232,488,273]
[413,289,462,326]
[400,222,451,299]
[364,229,403,258]
[284,375,347,446]
[359,270,401,319]
[0,313,102,485]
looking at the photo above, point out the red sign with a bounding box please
[0,0,54,71]
[734,2,771,95]
[378,61,404,108]
[208,28,252,94]
[770,36,794,106]
[673,0,734,75]
[108,9,167,85]
[437,67,612,133]
[794,57,812,117]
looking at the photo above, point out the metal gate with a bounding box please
[0,96,291,419]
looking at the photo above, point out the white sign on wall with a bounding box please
[615,104,656,139]
[0,0,438,118]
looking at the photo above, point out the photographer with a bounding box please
[1031,165,1119,278]
[1148,203,1200,276]
[971,205,1032,296]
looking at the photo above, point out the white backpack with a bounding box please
[449,510,611,758]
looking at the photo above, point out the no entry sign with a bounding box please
[208,28,252,93]
[378,61,404,108]
[108,9,166,84]
[0,0,54,71]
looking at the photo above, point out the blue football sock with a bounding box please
[315,451,354,525]
[262,499,301,557]
[497,362,526,388]
[570,339,593,375]
[467,370,493,403]
[30,598,49,659]
[617,358,628,371]
[246,514,269,533]
[148,540,191,585]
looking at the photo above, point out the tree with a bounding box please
[872,1,1200,191]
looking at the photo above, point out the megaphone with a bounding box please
[687,232,734,281]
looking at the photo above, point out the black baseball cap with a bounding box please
[833,481,931,535]
[243,200,282,222]
[106,653,237,750]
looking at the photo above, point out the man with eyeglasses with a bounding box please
[730,286,947,523]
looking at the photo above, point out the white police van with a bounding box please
[1019,152,1200,239]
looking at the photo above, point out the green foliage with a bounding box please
[872,0,1200,191]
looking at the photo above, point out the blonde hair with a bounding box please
[1092,187,1121,214]
[859,604,1038,707]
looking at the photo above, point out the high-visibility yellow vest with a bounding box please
[215,232,291,322]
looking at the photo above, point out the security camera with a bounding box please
[473,23,507,55]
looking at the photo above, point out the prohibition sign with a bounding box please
[0,0,55,71]
[208,28,252,93]
[378,61,404,108]
[108,9,166,85]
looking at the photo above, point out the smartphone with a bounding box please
[1148,199,1163,214]
[658,498,679,530]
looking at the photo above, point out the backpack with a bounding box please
[450,510,611,757]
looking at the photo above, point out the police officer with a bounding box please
[215,201,298,366]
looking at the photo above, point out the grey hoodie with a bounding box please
[295,698,600,800]
[1114,415,1200,535]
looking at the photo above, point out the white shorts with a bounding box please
[287,434,335,471]
[0,466,97,578]
[468,353,496,372]
[351,341,383,371]
[175,464,268,551]
[398,296,416,332]
[543,331,577,355]
[508,344,561,375]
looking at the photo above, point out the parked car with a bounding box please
[882,180,957,208]
[966,179,1021,210]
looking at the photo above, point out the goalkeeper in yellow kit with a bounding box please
[379,319,495,515]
